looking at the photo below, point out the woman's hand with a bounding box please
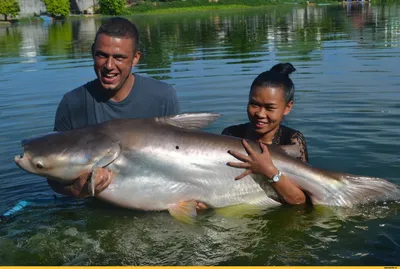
[47,168,113,198]
[227,139,278,180]
[226,139,306,205]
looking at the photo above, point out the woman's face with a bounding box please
[247,86,293,136]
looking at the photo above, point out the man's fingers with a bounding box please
[94,170,113,193]
[196,201,208,210]
[95,178,108,193]
[96,174,112,193]
[76,173,90,188]
[235,170,252,180]
[227,161,251,169]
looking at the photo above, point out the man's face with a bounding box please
[92,33,140,92]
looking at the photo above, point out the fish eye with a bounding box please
[36,162,44,169]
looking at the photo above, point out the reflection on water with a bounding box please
[0,3,400,266]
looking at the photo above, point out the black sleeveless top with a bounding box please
[222,123,309,163]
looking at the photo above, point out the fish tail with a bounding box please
[328,174,400,207]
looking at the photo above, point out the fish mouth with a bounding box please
[14,144,30,172]
[14,154,22,162]
[14,152,37,175]
[14,153,26,169]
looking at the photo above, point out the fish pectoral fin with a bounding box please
[94,142,121,167]
[156,113,221,130]
[88,168,99,197]
[167,200,198,224]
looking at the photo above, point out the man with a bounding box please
[48,17,180,198]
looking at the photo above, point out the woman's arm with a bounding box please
[227,140,306,205]
[290,132,309,163]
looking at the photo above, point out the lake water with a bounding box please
[1,2,399,266]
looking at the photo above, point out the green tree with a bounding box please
[99,0,125,15]
[43,0,70,18]
[0,0,20,21]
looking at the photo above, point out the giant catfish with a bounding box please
[15,113,400,222]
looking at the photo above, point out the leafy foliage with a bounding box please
[99,0,126,15]
[43,0,70,18]
[0,0,20,21]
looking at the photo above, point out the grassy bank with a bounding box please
[125,0,340,14]
[0,15,46,25]
[130,4,258,14]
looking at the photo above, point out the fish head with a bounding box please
[15,130,120,183]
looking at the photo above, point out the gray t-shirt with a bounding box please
[54,73,180,131]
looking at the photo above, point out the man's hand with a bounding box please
[47,168,113,198]
[196,201,208,211]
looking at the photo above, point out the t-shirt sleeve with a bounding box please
[290,131,309,163]
[164,85,180,116]
[53,95,72,132]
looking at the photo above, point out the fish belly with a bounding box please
[96,143,281,210]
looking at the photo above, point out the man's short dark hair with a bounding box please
[94,17,139,52]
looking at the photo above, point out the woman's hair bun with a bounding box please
[269,62,296,76]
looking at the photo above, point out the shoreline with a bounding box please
[124,1,342,15]
[3,0,368,22]
[131,4,264,15]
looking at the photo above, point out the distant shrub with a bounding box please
[43,0,70,18]
[99,0,126,15]
[0,0,20,21]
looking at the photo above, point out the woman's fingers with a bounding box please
[227,139,261,181]
[235,170,252,180]
[241,139,255,156]
[228,150,250,162]
[259,142,270,156]
[227,161,251,169]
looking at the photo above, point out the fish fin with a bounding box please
[94,142,121,167]
[215,204,265,218]
[88,168,98,197]
[309,172,400,207]
[156,113,222,130]
[167,200,198,224]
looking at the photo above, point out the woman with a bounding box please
[224,63,309,205]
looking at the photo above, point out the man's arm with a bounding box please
[47,170,112,198]
[49,95,112,197]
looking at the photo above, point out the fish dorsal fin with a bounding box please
[156,113,222,130]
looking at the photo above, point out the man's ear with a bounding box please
[91,43,95,57]
[283,101,294,115]
[132,51,141,67]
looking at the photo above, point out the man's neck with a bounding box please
[110,74,135,102]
